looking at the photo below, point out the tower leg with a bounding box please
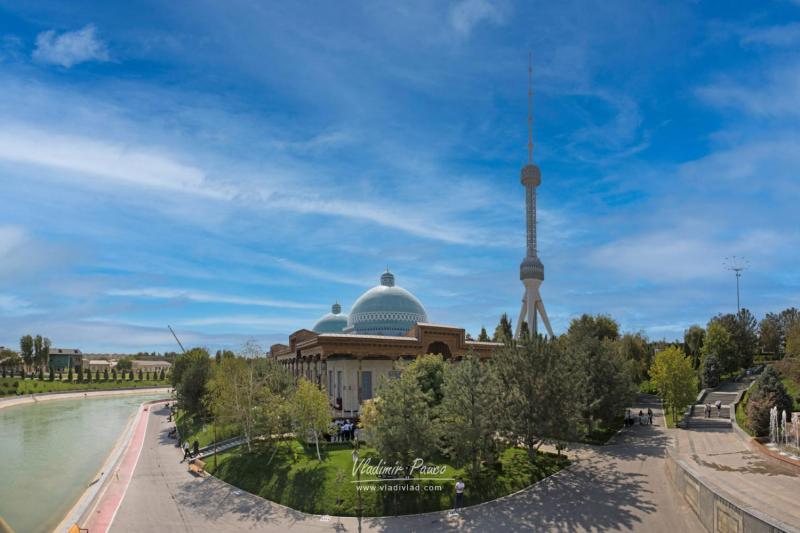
[535,295,554,337]
[526,288,535,340]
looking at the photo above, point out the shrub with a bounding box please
[746,366,793,436]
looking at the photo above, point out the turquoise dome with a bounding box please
[313,302,349,333]
[344,270,428,336]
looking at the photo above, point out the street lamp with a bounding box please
[352,446,362,530]
[724,256,749,314]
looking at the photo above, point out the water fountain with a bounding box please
[767,405,800,460]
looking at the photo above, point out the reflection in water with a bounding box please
[0,393,166,533]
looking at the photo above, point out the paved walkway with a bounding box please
[102,397,702,532]
[673,411,800,529]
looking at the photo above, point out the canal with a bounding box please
[0,392,168,533]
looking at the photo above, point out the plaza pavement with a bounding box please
[100,397,703,532]
[673,406,800,530]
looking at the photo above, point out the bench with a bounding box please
[188,458,206,476]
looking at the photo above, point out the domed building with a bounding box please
[270,269,500,417]
[343,270,428,336]
[312,302,348,333]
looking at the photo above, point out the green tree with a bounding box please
[568,314,620,342]
[701,354,721,388]
[290,378,331,461]
[68,367,74,383]
[786,320,800,358]
[477,327,490,342]
[711,311,757,370]
[373,365,438,473]
[112,368,117,381]
[650,346,697,426]
[439,353,500,482]
[702,321,737,375]
[48,367,54,381]
[746,366,793,436]
[519,320,530,340]
[408,354,445,408]
[117,357,133,372]
[175,348,212,416]
[95,370,100,381]
[104,369,109,381]
[618,332,652,383]
[85,368,92,383]
[493,337,583,461]
[19,335,33,372]
[684,325,705,369]
[759,313,782,356]
[33,335,43,371]
[492,313,513,343]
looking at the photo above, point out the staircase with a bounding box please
[687,390,738,429]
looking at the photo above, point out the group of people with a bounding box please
[703,400,723,418]
[625,408,654,427]
[182,440,200,462]
[328,419,357,442]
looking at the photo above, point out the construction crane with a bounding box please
[168,325,186,354]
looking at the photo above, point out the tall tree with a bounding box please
[618,332,652,383]
[759,314,782,357]
[702,321,737,375]
[683,325,705,369]
[408,354,445,408]
[477,327,490,342]
[19,335,33,372]
[519,320,530,340]
[439,353,500,482]
[492,313,513,343]
[567,314,620,342]
[42,337,51,371]
[710,311,757,370]
[786,320,800,359]
[175,348,212,416]
[701,354,721,388]
[373,365,437,472]
[493,337,583,461]
[650,346,697,426]
[290,379,333,461]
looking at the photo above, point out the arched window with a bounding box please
[426,341,452,360]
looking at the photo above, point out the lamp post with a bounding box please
[352,445,362,530]
[724,256,748,314]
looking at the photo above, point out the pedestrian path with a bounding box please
[102,397,702,532]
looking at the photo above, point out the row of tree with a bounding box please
[18,334,52,372]
[363,316,639,485]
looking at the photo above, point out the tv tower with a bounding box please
[515,54,554,339]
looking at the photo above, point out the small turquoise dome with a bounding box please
[313,302,348,333]
[344,270,428,336]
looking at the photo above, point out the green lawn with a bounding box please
[663,405,681,428]
[0,377,169,396]
[208,440,568,516]
[175,410,240,448]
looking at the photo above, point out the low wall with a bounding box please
[664,448,798,533]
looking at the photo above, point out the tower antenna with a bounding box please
[724,256,749,314]
[527,51,534,164]
[168,325,186,354]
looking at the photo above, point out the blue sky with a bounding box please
[0,1,798,353]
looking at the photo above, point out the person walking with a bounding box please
[715,400,722,417]
[638,410,645,425]
[454,478,465,513]
[647,408,653,425]
[192,440,200,458]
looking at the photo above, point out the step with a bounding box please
[691,405,730,417]
[688,418,732,428]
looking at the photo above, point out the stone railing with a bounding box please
[664,446,798,533]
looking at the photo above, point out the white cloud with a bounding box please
[740,22,800,47]
[449,0,504,36]
[0,125,232,199]
[695,62,800,118]
[590,229,782,281]
[0,225,26,258]
[106,287,325,310]
[33,24,110,68]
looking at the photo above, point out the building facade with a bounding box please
[270,271,500,416]
[49,348,83,372]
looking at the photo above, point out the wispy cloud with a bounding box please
[33,24,110,68]
[449,0,505,36]
[106,287,326,310]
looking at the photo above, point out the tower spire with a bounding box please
[527,51,533,164]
